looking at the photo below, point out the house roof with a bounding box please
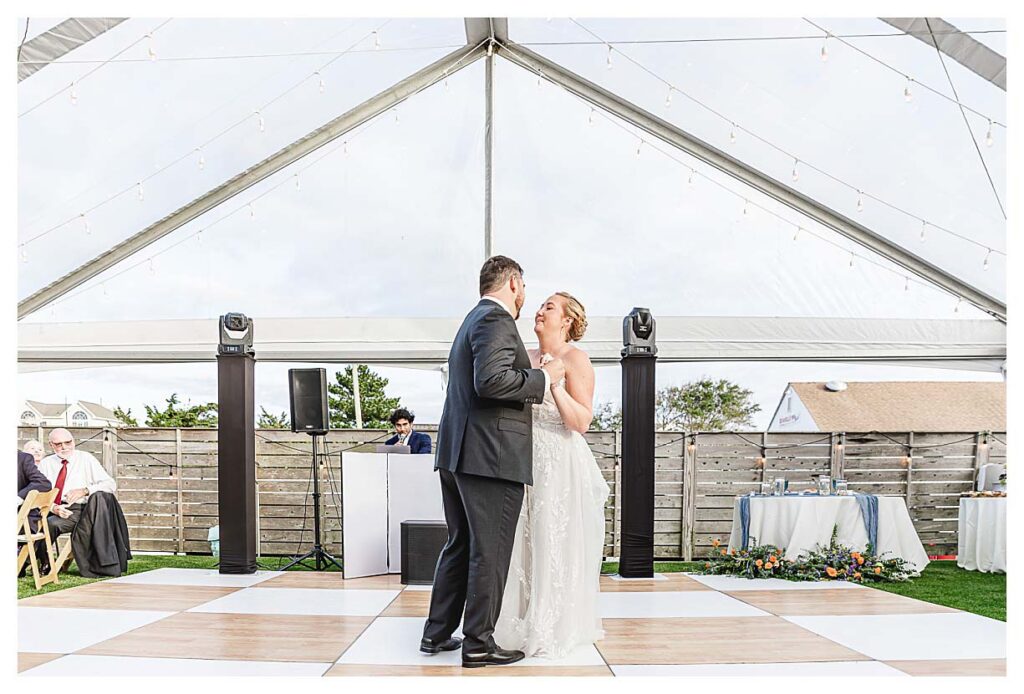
[79,400,118,420]
[788,381,1006,432]
[25,400,69,417]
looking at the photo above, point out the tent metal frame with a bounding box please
[17,17,1007,330]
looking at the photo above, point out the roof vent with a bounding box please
[825,380,847,392]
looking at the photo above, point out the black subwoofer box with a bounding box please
[401,520,448,585]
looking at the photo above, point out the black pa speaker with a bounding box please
[288,368,329,435]
[401,520,448,585]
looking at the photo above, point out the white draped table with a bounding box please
[957,497,1007,573]
[727,495,930,573]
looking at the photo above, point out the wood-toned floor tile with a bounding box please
[19,582,239,612]
[18,653,64,673]
[728,589,956,616]
[885,659,1006,676]
[599,574,711,593]
[325,664,613,676]
[597,616,871,665]
[255,572,405,590]
[79,612,372,663]
[381,590,431,617]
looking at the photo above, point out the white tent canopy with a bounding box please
[17,17,1005,375]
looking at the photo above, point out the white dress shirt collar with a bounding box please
[482,295,514,317]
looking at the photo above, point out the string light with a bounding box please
[904,276,910,291]
[901,453,912,468]
[636,139,643,156]
[742,199,749,216]
[856,191,864,212]
[343,140,349,156]
[606,44,613,70]
[537,68,543,87]
[102,282,108,296]
[791,158,800,182]
[373,30,380,50]
[903,77,913,102]
[148,258,155,275]
[820,35,829,62]
[248,202,255,220]
[920,220,927,242]
[315,71,326,94]
[756,449,767,467]
[979,433,989,451]
[443,70,449,92]
[195,148,205,170]
[69,82,78,105]
[393,108,400,125]
[255,110,265,133]
[146,33,157,61]
[80,213,90,235]
[729,124,737,144]
[983,248,992,271]
[793,226,801,241]
[20,248,28,263]
[687,435,696,455]
[588,107,596,126]
[664,86,673,108]
[985,120,994,147]
[849,252,855,268]
[196,228,203,245]
[687,168,694,185]
[954,297,962,313]
[294,173,301,191]
[136,181,144,201]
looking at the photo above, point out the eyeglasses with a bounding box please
[51,439,74,448]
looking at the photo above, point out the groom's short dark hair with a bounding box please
[479,255,523,296]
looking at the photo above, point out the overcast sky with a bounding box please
[15,16,1006,429]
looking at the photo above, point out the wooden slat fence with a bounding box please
[18,427,1005,561]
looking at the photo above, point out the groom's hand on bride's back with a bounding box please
[541,358,566,384]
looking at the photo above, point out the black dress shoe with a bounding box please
[420,636,462,654]
[462,647,526,668]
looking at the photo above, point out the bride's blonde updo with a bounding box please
[555,291,588,342]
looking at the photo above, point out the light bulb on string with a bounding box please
[901,453,912,468]
[537,68,543,88]
[849,252,855,268]
[393,108,400,125]
[903,77,913,102]
[146,33,157,61]
[742,199,748,216]
[588,107,596,126]
[793,226,801,241]
[687,169,694,186]
[248,203,255,220]
[195,148,205,170]
[315,71,325,94]
[983,248,992,271]
[102,282,108,296]
[148,258,156,275]
[920,220,927,242]
[255,111,265,133]
[954,297,962,313]
[791,158,800,182]
[294,173,301,192]
[636,139,643,157]
[373,30,380,50]
[729,124,737,144]
[20,247,28,263]
[80,213,90,235]
[985,121,994,147]
[443,71,449,92]
[136,181,144,202]
[343,140,349,156]
[69,82,78,105]
[664,86,673,108]
[904,276,910,292]
[606,44,613,70]
[196,229,203,246]
[820,36,829,62]
[856,191,864,212]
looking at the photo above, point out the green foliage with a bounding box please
[257,407,290,429]
[328,365,401,430]
[591,377,760,432]
[700,525,916,583]
[144,393,218,428]
[112,405,138,427]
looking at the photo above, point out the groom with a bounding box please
[420,255,565,668]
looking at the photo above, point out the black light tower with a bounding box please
[217,313,258,574]
[619,308,657,578]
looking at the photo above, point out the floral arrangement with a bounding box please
[961,490,1007,498]
[700,526,915,583]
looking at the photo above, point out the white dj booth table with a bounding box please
[341,452,444,579]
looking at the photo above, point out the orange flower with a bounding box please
[853,572,862,579]
[729,549,736,556]
[721,549,728,556]
[705,562,711,569]
[825,567,838,577]
[764,562,773,570]
[856,556,865,565]
[712,539,721,547]
[755,559,764,568]
[874,566,882,574]
[769,555,777,563]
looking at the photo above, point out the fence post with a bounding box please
[101,428,117,479]
[175,429,184,554]
[36,425,44,447]
[830,432,845,479]
[972,430,989,486]
[905,432,914,510]
[613,428,621,559]
[681,432,697,562]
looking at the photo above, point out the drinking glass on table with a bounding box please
[760,481,772,496]
[834,479,849,495]
[817,475,832,496]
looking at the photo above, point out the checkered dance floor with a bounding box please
[18,569,1005,676]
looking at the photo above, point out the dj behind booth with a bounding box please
[383,408,432,454]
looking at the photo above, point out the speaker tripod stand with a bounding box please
[280,433,343,571]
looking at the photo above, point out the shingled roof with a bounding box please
[788,382,1006,432]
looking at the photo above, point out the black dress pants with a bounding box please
[422,469,525,652]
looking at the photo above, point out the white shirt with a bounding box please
[39,449,117,505]
[481,295,550,392]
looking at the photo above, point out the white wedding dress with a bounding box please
[493,372,611,658]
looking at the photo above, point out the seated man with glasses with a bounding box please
[39,428,124,574]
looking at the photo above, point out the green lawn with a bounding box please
[21,557,1004,622]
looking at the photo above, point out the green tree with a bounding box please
[257,407,290,429]
[328,365,401,430]
[588,378,761,432]
[113,405,138,427]
[144,393,219,427]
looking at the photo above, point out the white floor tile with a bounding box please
[404,585,433,591]
[21,654,332,677]
[18,607,173,654]
[611,661,908,676]
[187,587,400,616]
[599,591,769,618]
[608,573,668,582]
[785,613,1006,661]
[688,575,865,592]
[107,568,283,588]
[336,617,605,667]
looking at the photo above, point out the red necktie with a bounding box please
[53,459,69,505]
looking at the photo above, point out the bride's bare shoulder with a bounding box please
[563,345,593,369]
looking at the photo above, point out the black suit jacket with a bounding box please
[385,431,432,454]
[71,491,132,578]
[18,450,51,526]
[435,299,546,485]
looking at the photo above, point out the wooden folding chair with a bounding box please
[17,488,59,590]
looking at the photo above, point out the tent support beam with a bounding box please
[484,43,495,258]
[496,41,1006,323]
[880,18,1006,91]
[18,42,487,320]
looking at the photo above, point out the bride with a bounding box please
[493,291,611,658]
